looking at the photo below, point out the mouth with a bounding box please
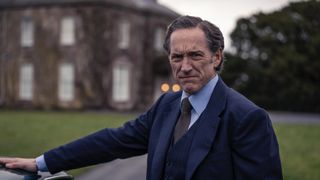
[178,76,197,79]
[178,76,198,84]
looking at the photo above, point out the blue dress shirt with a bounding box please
[36,155,48,172]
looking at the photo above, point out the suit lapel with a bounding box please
[150,97,180,180]
[186,79,228,180]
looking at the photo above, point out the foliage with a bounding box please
[222,0,320,112]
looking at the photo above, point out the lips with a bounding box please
[178,76,197,79]
[178,76,198,84]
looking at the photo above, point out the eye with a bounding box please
[170,54,183,62]
[189,52,203,60]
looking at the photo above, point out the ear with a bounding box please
[213,48,222,68]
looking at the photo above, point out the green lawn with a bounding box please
[0,110,135,176]
[0,110,319,179]
[274,124,320,180]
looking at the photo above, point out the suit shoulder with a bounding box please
[225,88,267,120]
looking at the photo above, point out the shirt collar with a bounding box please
[181,75,219,115]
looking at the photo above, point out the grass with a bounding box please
[274,124,320,180]
[0,110,135,176]
[0,110,320,179]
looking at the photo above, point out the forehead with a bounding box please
[170,27,209,53]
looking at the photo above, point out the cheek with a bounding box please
[170,64,179,75]
[197,64,215,78]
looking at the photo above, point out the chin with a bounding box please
[182,86,199,94]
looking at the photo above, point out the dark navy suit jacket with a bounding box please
[44,78,282,179]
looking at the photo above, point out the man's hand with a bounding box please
[0,157,37,172]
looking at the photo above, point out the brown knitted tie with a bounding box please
[174,98,192,144]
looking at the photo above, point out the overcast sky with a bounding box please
[158,0,296,50]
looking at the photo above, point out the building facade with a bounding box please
[0,0,179,110]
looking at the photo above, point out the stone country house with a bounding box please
[0,0,179,110]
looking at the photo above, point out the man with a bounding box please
[0,15,282,179]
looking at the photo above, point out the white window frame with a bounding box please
[60,17,75,45]
[21,17,34,47]
[118,21,130,49]
[154,28,165,51]
[112,64,130,102]
[19,64,34,100]
[58,63,75,101]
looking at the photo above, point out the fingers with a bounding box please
[4,159,22,168]
[0,157,37,172]
[0,157,18,165]
[0,157,19,169]
[0,157,22,164]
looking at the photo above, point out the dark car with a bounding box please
[0,163,73,180]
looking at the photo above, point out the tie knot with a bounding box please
[181,98,192,113]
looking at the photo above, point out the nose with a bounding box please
[180,58,192,72]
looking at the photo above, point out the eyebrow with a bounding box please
[169,54,181,61]
[170,50,204,56]
[187,51,205,56]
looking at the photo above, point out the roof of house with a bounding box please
[0,0,179,18]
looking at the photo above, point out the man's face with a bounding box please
[169,27,221,94]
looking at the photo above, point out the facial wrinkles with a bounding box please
[173,38,205,53]
[174,50,207,78]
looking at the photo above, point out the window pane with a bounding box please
[60,17,75,45]
[112,65,130,102]
[118,21,130,49]
[58,63,74,101]
[154,28,165,51]
[21,18,34,47]
[19,64,34,100]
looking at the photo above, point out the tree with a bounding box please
[222,0,320,112]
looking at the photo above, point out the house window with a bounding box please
[58,63,74,101]
[154,28,165,51]
[60,17,75,45]
[112,64,130,102]
[118,21,130,49]
[19,64,34,100]
[21,17,34,47]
